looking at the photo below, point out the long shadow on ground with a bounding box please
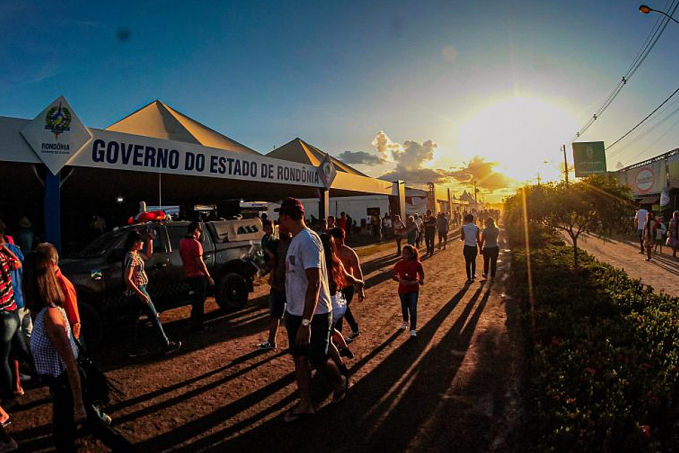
[136,284,498,453]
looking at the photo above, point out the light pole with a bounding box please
[639,4,679,25]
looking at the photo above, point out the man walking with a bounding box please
[179,222,214,332]
[329,227,365,342]
[277,198,348,422]
[634,206,649,254]
[424,210,437,257]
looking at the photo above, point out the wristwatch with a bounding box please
[301,318,311,326]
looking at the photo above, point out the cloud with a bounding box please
[371,131,401,162]
[380,167,448,184]
[448,156,516,192]
[338,150,385,166]
[392,139,437,171]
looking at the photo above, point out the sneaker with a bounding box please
[465,279,472,284]
[347,331,361,340]
[257,341,276,350]
[164,340,182,355]
[399,321,408,330]
[127,349,148,358]
[482,273,488,278]
[410,330,417,337]
[0,438,18,452]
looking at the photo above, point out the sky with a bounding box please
[3,0,679,203]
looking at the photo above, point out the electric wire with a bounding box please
[571,0,679,142]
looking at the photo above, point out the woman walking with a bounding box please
[319,234,364,373]
[642,212,656,262]
[461,214,480,284]
[668,211,679,259]
[393,215,406,256]
[123,230,181,358]
[392,245,424,338]
[479,217,500,279]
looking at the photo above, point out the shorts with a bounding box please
[269,288,286,319]
[285,312,332,366]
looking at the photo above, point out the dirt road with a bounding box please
[12,233,524,453]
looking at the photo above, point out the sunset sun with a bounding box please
[458,96,579,184]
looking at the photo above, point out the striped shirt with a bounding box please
[0,253,17,312]
[30,306,78,377]
[124,252,148,296]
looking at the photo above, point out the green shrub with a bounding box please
[513,245,679,452]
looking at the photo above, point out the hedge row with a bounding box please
[512,246,679,452]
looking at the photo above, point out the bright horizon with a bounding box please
[3,0,679,203]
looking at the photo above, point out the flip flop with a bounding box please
[333,375,349,404]
[284,404,315,423]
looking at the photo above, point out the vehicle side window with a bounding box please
[168,225,186,252]
[152,227,167,253]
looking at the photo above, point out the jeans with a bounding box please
[483,247,499,277]
[0,309,20,398]
[336,286,358,333]
[127,286,169,348]
[187,277,208,329]
[463,245,478,280]
[425,229,436,255]
[399,291,419,330]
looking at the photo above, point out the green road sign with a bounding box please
[572,141,607,177]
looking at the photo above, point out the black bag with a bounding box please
[75,340,122,405]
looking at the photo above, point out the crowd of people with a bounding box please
[634,207,679,261]
[0,201,504,450]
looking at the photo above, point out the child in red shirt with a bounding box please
[392,244,424,337]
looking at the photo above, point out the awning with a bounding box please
[638,195,660,204]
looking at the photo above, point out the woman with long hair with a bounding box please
[123,230,180,357]
[319,234,364,374]
[479,217,500,279]
[460,214,480,284]
[391,244,424,337]
[23,250,85,452]
[643,212,656,262]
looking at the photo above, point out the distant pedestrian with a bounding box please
[642,212,656,262]
[461,214,480,284]
[337,212,348,234]
[654,217,666,254]
[480,217,500,279]
[667,211,679,259]
[327,216,336,231]
[393,215,406,255]
[634,206,649,254]
[437,212,449,250]
[414,214,423,248]
[123,230,181,357]
[406,216,417,246]
[423,210,437,257]
[179,222,215,332]
[16,217,34,253]
[392,245,424,338]
[382,213,392,240]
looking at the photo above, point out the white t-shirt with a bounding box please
[636,209,649,230]
[285,228,332,316]
[462,223,479,247]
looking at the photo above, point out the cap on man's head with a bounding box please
[275,198,305,218]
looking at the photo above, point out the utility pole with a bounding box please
[473,180,477,203]
[562,144,569,186]
[537,172,542,185]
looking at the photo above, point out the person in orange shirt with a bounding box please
[36,243,80,340]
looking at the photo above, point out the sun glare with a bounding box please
[458,97,579,184]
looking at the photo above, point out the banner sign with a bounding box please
[317,153,337,189]
[623,160,666,195]
[572,141,607,177]
[68,129,323,187]
[668,154,679,189]
[21,96,92,175]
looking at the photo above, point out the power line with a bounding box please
[572,0,679,142]
[606,84,679,150]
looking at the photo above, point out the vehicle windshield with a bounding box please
[76,232,126,258]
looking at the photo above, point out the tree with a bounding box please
[505,175,633,268]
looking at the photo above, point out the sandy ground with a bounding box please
[565,233,679,298]
[11,232,525,453]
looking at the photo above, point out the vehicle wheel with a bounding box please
[78,302,105,351]
[216,273,249,312]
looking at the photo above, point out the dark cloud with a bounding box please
[338,150,385,166]
[379,167,448,184]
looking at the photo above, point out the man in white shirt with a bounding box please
[277,198,348,422]
[634,206,649,254]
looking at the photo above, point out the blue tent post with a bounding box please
[44,169,61,254]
